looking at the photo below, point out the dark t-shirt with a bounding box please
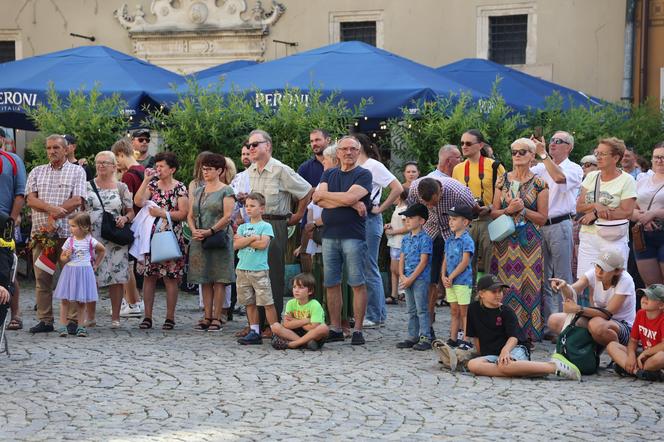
[121,165,145,214]
[320,166,372,240]
[466,301,525,356]
[297,156,324,188]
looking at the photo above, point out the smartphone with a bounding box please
[533,126,543,139]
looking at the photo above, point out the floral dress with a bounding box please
[490,173,547,342]
[85,180,132,287]
[138,180,188,279]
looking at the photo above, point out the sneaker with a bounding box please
[67,321,78,335]
[613,363,631,377]
[351,331,365,345]
[76,326,88,337]
[551,353,582,381]
[306,340,320,351]
[327,330,345,343]
[635,369,664,382]
[271,336,289,350]
[57,326,68,337]
[29,321,54,334]
[433,340,458,370]
[362,319,378,329]
[396,338,418,349]
[446,338,459,348]
[237,330,262,345]
[430,327,436,340]
[412,336,432,351]
[120,302,142,318]
[456,339,474,351]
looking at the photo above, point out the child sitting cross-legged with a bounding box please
[465,274,582,381]
[270,272,329,350]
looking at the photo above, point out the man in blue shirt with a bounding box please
[313,135,372,345]
[0,149,26,331]
[297,129,329,272]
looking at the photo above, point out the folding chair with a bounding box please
[0,248,17,357]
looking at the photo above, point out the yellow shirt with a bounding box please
[452,158,505,206]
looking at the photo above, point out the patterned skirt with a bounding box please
[490,222,544,342]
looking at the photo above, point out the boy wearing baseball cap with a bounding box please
[607,284,664,381]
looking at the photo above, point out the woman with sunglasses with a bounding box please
[631,141,664,286]
[490,138,549,342]
[575,138,636,283]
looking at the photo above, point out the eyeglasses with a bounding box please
[95,161,115,167]
[594,151,613,158]
[338,146,360,153]
[652,155,664,162]
[460,141,477,147]
[136,137,150,143]
[549,138,569,145]
[245,140,268,149]
[201,166,219,172]
[511,149,530,157]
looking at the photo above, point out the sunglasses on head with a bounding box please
[549,137,569,145]
[511,149,530,157]
[244,140,267,149]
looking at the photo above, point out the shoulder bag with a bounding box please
[488,173,516,242]
[90,180,134,246]
[198,187,229,250]
[632,182,664,252]
[150,212,183,263]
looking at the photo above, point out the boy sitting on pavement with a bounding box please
[271,272,329,350]
[396,203,434,351]
[607,284,664,381]
[234,192,278,345]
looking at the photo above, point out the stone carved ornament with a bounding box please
[115,0,285,32]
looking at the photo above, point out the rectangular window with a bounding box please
[340,21,376,46]
[0,41,15,63]
[489,14,527,65]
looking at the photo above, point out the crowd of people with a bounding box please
[1,127,663,382]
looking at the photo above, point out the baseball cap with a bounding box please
[637,284,664,302]
[447,205,475,221]
[62,134,76,145]
[593,249,624,272]
[132,128,150,139]
[399,203,429,221]
[477,274,509,292]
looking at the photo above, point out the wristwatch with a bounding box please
[539,152,548,160]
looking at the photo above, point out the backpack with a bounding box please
[0,151,18,176]
[556,307,612,375]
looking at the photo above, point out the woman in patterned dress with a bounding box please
[85,151,134,328]
[134,152,189,330]
[490,138,549,342]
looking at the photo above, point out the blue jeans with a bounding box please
[405,278,430,340]
[322,238,367,287]
[365,213,386,323]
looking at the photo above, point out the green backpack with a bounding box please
[556,307,612,375]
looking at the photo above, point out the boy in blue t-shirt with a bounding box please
[441,205,475,350]
[234,192,277,345]
[396,203,433,351]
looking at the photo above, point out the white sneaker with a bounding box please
[119,302,142,318]
[552,353,582,381]
[362,319,378,329]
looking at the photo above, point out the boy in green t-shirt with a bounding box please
[234,193,278,345]
[271,272,329,350]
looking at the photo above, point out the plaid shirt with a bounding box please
[26,161,87,238]
[407,176,476,240]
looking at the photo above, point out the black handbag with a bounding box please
[198,188,229,250]
[312,225,323,245]
[90,180,134,246]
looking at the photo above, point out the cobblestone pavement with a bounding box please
[1,284,661,441]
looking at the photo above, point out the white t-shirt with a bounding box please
[387,202,407,249]
[580,170,636,234]
[584,268,636,326]
[531,158,583,218]
[305,200,323,255]
[361,158,398,206]
[635,173,664,211]
[63,235,99,267]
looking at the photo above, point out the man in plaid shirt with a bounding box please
[407,176,476,337]
[26,134,86,334]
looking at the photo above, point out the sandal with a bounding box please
[162,318,175,330]
[139,317,153,329]
[385,296,398,305]
[194,318,211,331]
[235,326,250,338]
[7,317,22,330]
[208,319,222,332]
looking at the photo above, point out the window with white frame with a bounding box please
[476,3,536,66]
[330,10,384,48]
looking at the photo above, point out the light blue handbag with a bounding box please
[488,214,516,242]
[150,212,183,263]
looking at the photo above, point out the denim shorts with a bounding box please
[322,238,368,287]
[480,345,530,363]
[634,230,664,262]
[389,247,401,260]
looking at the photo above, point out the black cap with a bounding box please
[132,128,150,139]
[447,205,475,221]
[399,203,429,221]
[477,274,509,291]
[62,134,76,145]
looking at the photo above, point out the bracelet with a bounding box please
[210,227,216,235]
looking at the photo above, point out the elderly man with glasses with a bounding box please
[531,130,584,340]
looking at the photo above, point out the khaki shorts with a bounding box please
[236,269,274,307]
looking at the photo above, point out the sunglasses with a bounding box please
[511,149,530,157]
[460,141,477,147]
[582,163,596,168]
[136,137,150,143]
[549,138,569,145]
[244,140,268,149]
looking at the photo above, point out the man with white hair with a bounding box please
[531,130,583,340]
[428,145,461,179]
